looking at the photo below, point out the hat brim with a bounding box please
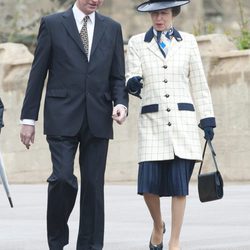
[137,1,190,12]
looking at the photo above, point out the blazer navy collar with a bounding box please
[144,27,183,42]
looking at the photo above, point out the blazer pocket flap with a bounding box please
[178,103,195,111]
[46,89,67,98]
[141,104,159,114]
[104,92,112,101]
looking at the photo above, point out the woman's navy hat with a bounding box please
[137,0,190,12]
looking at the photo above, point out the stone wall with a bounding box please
[0,34,250,183]
[0,43,50,183]
[1,0,249,45]
[208,50,250,181]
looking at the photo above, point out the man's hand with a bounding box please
[20,124,35,149]
[112,104,127,125]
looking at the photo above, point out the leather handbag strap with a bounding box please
[198,140,219,175]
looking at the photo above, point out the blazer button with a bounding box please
[163,65,168,69]
[166,108,171,112]
[163,79,168,83]
[168,122,172,126]
[165,94,170,98]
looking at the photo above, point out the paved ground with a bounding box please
[0,183,250,250]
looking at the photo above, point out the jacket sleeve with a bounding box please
[20,17,52,121]
[189,35,216,128]
[109,23,128,108]
[126,36,143,84]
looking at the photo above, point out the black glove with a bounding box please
[203,126,214,141]
[126,76,143,99]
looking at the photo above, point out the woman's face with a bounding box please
[150,9,173,31]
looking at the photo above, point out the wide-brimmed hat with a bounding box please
[137,0,190,12]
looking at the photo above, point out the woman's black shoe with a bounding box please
[149,222,166,250]
[149,241,163,250]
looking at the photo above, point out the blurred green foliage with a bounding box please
[192,0,250,50]
[1,0,74,52]
[1,0,250,51]
[236,0,250,50]
[192,21,216,37]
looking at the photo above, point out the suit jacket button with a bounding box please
[165,94,170,98]
[163,79,168,83]
[166,108,171,112]
[163,65,168,69]
[168,122,172,126]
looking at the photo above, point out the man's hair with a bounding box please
[172,6,181,17]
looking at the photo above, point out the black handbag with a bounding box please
[198,140,224,202]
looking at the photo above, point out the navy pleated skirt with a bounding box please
[138,157,195,197]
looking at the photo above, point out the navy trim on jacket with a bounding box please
[178,103,195,111]
[141,104,159,114]
[199,117,216,128]
[144,27,183,43]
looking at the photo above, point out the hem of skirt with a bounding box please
[138,156,202,164]
[137,191,189,197]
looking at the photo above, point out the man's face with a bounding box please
[76,0,104,15]
[150,9,173,31]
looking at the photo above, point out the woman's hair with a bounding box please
[172,6,181,17]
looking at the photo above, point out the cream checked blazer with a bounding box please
[126,28,215,162]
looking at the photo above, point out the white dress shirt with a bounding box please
[72,3,95,61]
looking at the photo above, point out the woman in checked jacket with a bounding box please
[126,0,216,249]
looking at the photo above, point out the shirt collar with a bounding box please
[72,3,95,24]
[153,27,172,36]
[144,27,183,42]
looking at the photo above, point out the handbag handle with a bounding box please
[198,140,219,175]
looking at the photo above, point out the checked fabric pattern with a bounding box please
[80,16,89,56]
[126,31,215,162]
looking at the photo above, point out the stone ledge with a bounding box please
[218,49,250,59]
[196,34,236,55]
[0,43,33,64]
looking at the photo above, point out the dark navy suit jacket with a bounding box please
[21,8,128,139]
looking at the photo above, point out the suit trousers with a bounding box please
[46,119,109,250]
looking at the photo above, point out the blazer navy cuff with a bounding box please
[199,117,216,129]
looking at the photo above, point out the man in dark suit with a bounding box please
[20,0,128,249]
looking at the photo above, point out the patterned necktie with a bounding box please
[156,29,173,58]
[80,16,89,56]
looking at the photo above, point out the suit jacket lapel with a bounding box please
[61,8,86,55]
[90,13,106,58]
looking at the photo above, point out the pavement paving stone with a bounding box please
[0,183,250,250]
